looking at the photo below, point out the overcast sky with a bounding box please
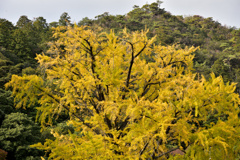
[0,0,239,28]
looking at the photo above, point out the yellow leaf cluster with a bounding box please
[6,25,240,159]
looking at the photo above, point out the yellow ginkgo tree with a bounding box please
[6,25,240,159]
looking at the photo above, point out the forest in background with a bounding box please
[1,1,240,159]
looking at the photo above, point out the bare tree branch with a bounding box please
[122,41,148,100]
[134,43,148,58]
[139,141,149,156]
[154,147,179,159]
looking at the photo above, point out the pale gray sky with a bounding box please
[0,0,239,28]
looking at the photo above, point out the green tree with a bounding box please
[59,12,71,26]
[16,15,31,29]
[78,17,93,26]
[0,113,43,160]
[0,19,15,50]
[33,17,48,31]
[11,28,32,59]
[32,17,51,53]
[49,22,59,28]
[0,52,14,88]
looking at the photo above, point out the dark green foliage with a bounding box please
[59,12,71,26]
[0,89,42,159]
[16,15,31,28]
[32,17,52,53]
[212,58,231,82]
[0,113,43,160]
[11,28,32,59]
[54,122,75,135]
[0,89,14,115]
[49,21,58,28]
[0,14,52,160]
[0,53,14,88]
[0,15,52,87]
[78,17,93,26]
[22,67,37,75]
[0,19,15,50]
[0,51,34,89]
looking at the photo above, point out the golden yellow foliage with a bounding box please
[6,25,240,159]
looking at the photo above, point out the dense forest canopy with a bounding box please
[1,1,240,159]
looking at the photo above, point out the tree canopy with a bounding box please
[6,25,240,159]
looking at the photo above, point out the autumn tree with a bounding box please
[6,25,240,159]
